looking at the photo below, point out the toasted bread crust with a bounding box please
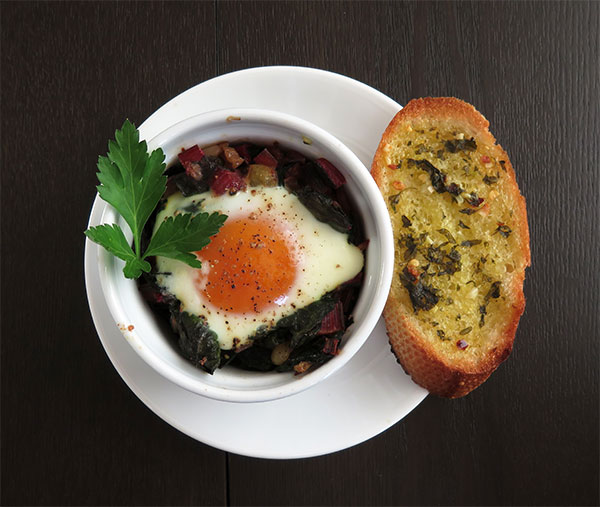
[372,97,530,398]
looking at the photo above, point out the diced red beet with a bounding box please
[178,145,204,164]
[316,158,346,189]
[339,286,359,314]
[269,144,284,161]
[357,239,369,251]
[183,160,203,181]
[322,337,340,355]
[318,301,345,335]
[211,168,246,195]
[282,149,306,164]
[283,162,302,191]
[253,148,278,168]
[234,143,253,163]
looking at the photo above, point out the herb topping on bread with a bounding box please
[371,97,530,398]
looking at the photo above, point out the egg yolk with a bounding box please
[195,216,298,314]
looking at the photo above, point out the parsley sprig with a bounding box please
[85,120,226,279]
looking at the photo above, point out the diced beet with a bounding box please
[269,144,284,162]
[357,239,369,251]
[318,302,345,335]
[178,145,204,164]
[283,162,302,191]
[253,148,278,168]
[322,337,340,355]
[211,168,246,195]
[339,286,359,315]
[315,158,346,189]
[234,143,253,163]
[282,149,306,164]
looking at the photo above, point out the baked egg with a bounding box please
[153,186,364,350]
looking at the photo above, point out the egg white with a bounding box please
[153,186,364,350]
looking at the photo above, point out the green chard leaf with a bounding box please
[85,120,227,278]
[145,212,227,268]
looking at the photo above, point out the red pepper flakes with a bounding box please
[127,325,134,331]
[457,339,469,350]
[392,180,405,190]
[480,155,491,164]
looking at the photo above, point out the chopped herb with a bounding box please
[84,121,227,279]
[402,215,412,227]
[436,149,445,160]
[458,220,470,229]
[445,137,477,153]
[479,305,487,327]
[437,329,449,340]
[425,245,444,264]
[494,224,512,237]
[401,234,418,260]
[181,200,204,214]
[461,239,482,247]
[456,339,469,350]
[438,228,456,244]
[446,182,463,196]
[465,193,484,207]
[459,208,477,215]
[388,193,402,212]
[483,173,499,185]
[485,281,501,302]
[445,247,462,274]
[400,267,439,312]
[408,158,446,193]
[407,140,412,146]
[499,160,507,171]
[460,326,472,335]
[432,321,439,326]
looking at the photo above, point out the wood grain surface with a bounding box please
[1,1,598,506]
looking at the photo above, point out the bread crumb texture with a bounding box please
[372,97,530,397]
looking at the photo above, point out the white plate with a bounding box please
[85,66,427,459]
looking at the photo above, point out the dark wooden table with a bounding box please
[2,1,598,505]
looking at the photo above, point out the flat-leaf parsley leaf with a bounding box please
[84,120,227,279]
